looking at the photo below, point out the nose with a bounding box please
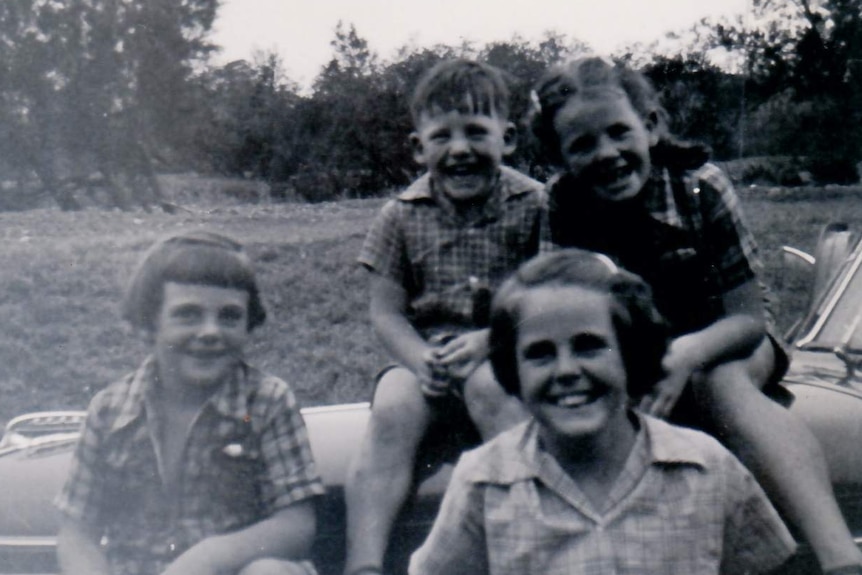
[196,315,223,342]
[448,132,471,157]
[593,135,619,162]
[554,348,582,381]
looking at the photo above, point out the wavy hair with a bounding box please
[489,249,669,400]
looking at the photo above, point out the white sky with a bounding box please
[211,0,749,87]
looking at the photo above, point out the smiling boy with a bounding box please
[55,231,324,575]
[343,59,546,575]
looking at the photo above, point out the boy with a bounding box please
[410,249,796,575]
[344,59,546,575]
[55,231,325,575]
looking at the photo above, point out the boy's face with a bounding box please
[152,282,250,393]
[411,103,515,204]
[515,285,630,451]
[553,93,658,202]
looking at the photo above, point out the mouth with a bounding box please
[546,387,605,409]
[592,162,635,189]
[443,163,483,177]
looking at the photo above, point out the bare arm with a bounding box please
[160,501,317,575]
[641,279,766,417]
[57,519,111,575]
[369,273,434,380]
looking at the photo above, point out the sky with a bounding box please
[211,0,750,87]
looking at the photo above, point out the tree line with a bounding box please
[1,0,860,210]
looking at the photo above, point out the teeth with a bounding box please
[554,394,591,408]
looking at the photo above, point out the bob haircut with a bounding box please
[122,230,267,333]
[529,55,709,169]
[489,249,669,400]
[410,59,511,125]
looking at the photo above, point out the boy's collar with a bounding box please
[397,166,532,205]
[110,356,251,432]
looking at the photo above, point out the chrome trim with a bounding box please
[798,245,862,347]
[782,245,816,266]
[300,402,370,415]
[0,535,55,547]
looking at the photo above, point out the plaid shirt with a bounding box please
[548,163,775,337]
[55,356,325,575]
[359,166,545,337]
[410,415,795,575]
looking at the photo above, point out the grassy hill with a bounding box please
[2,180,862,425]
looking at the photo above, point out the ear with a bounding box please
[643,111,661,147]
[409,132,426,166]
[502,121,518,156]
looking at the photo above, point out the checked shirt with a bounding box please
[410,415,796,575]
[55,356,324,575]
[358,166,545,337]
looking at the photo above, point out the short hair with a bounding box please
[122,230,266,332]
[410,59,511,125]
[489,249,669,400]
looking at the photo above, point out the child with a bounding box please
[410,249,796,575]
[55,230,325,575]
[344,59,546,575]
[529,55,862,574]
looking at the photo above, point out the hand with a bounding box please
[431,330,490,383]
[638,339,701,419]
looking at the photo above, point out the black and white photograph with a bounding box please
[1,1,862,574]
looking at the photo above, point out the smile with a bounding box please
[547,388,604,409]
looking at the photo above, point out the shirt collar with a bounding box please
[109,356,254,433]
[397,166,533,205]
[479,411,706,486]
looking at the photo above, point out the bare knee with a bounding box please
[238,558,314,575]
[462,363,526,439]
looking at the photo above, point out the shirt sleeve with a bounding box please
[720,452,797,574]
[357,199,409,285]
[257,378,326,513]
[54,396,109,527]
[694,164,761,294]
[409,458,489,575]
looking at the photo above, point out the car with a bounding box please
[3,222,862,575]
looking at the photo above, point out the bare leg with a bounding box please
[343,368,432,575]
[238,558,316,575]
[462,362,528,441]
[692,340,862,572]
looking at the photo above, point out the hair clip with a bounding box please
[529,90,542,115]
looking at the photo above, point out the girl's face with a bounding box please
[553,93,658,202]
[152,282,250,394]
[515,285,631,456]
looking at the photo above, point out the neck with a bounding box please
[542,411,638,480]
[153,371,217,410]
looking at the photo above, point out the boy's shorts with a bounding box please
[372,365,482,481]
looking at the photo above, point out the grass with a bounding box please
[2,177,862,425]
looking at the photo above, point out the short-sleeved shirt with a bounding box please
[358,166,545,338]
[55,356,325,575]
[548,163,768,336]
[409,414,796,575]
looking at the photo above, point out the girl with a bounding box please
[528,55,862,575]
[409,249,795,575]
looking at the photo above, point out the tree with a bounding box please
[0,0,219,210]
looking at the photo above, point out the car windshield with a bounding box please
[796,244,862,353]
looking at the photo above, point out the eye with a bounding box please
[219,306,246,325]
[521,340,556,363]
[428,128,449,142]
[465,124,490,139]
[571,333,608,355]
[170,304,202,323]
[607,123,631,140]
[566,135,592,155]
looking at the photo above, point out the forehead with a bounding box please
[553,92,642,134]
[161,282,249,309]
[517,285,615,340]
